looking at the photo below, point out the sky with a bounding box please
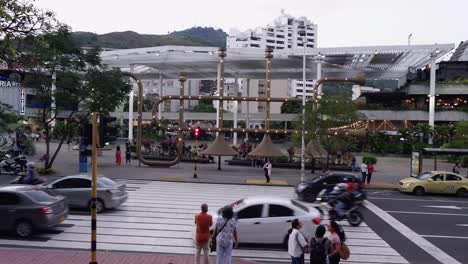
[35,0,468,47]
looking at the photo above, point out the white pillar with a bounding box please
[216,63,221,136]
[428,55,436,145]
[233,73,239,145]
[158,72,163,120]
[128,64,135,143]
[245,78,250,142]
[50,71,57,131]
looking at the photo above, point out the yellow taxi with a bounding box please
[399,171,468,197]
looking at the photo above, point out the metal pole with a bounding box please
[90,112,98,264]
[158,72,163,128]
[408,34,412,46]
[300,33,307,182]
[317,55,322,99]
[429,52,437,145]
[233,72,239,145]
[265,48,272,130]
[246,78,250,142]
[193,135,198,178]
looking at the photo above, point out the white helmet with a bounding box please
[26,161,35,167]
[333,183,348,192]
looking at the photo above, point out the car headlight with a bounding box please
[405,183,415,187]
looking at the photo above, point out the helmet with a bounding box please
[333,183,348,192]
[26,161,35,167]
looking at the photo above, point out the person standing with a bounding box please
[288,219,308,264]
[214,206,238,264]
[195,204,212,264]
[309,225,331,264]
[360,161,368,184]
[115,146,122,166]
[327,221,345,264]
[67,138,72,151]
[263,159,272,183]
[351,156,356,173]
[366,162,374,184]
[125,146,131,165]
[453,162,461,174]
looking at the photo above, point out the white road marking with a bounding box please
[424,205,468,210]
[422,235,468,239]
[370,196,468,204]
[386,211,468,217]
[366,200,461,264]
[457,224,468,227]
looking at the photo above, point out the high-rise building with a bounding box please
[227,11,317,50]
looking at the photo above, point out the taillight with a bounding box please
[312,218,321,225]
[39,207,53,214]
[231,203,237,207]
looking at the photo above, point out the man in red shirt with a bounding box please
[195,204,212,264]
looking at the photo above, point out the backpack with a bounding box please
[339,242,350,260]
[309,238,328,264]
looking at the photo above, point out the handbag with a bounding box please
[210,219,229,252]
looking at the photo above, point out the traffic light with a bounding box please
[99,115,117,147]
[194,127,200,137]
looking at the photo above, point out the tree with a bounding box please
[22,27,131,169]
[280,101,301,114]
[192,103,216,113]
[0,102,19,132]
[1,0,57,67]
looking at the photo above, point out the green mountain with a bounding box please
[71,27,227,49]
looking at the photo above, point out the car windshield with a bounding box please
[291,200,309,212]
[98,177,117,187]
[416,172,433,180]
[24,190,57,202]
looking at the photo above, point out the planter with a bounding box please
[225,159,352,171]
[140,155,211,163]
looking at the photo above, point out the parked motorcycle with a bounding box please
[0,155,22,174]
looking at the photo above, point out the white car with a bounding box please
[211,196,321,246]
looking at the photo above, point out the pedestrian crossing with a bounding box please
[0,180,409,264]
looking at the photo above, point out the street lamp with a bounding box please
[193,127,200,178]
[300,29,307,183]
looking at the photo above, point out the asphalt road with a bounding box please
[367,190,468,264]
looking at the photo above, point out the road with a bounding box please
[0,180,408,264]
[367,190,468,264]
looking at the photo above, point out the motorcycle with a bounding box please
[316,188,365,226]
[13,154,28,172]
[0,155,22,174]
[10,175,48,185]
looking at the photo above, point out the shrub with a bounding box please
[363,155,378,164]
[37,167,56,175]
[461,156,468,168]
[22,139,36,155]
[128,144,137,153]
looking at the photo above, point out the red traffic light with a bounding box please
[194,128,200,137]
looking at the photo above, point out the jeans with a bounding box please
[216,243,233,264]
[195,241,210,264]
[367,173,372,184]
[290,254,304,264]
[335,201,346,217]
[328,254,340,264]
[361,172,367,183]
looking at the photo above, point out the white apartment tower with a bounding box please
[227,11,317,50]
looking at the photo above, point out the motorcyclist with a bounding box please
[329,183,354,218]
[20,162,36,184]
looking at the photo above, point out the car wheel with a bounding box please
[89,199,105,213]
[456,188,468,198]
[15,220,33,238]
[413,186,425,196]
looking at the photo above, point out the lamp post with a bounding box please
[428,48,440,145]
[193,127,199,178]
[408,34,413,46]
[300,29,307,183]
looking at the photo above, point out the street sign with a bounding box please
[411,150,422,177]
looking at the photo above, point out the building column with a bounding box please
[428,53,437,145]
[158,72,163,120]
[245,78,250,142]
[316,55,323,98]
[128,64,135,143]
[216,60,221,135]
[233,72,239,145]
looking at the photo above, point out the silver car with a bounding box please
[0,185,68,238]
[46,175,128,213]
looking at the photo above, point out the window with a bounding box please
[446,174,462,181]
[25,191,56,202]
[268,204,294,217]
[250,44,260,48]
[54,178,91,189]
[0,193,20,205]
[291,200,309,212]
[276,41,284,44]
[237,204,263,219]
[276,35,285,39]
[432,174,443,181]
[323,176,341,184]
[266,39,275,43]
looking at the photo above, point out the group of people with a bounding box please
[288,219,347,264]
[194,204,238,264]
[115,144,132,166]
[360,160,375,185]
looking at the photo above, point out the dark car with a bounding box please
[0,185,68,238]
[295,173,362,202]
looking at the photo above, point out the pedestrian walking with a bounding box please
[288,219,308,264]
[309,225,331,264]
[195,204,212,264]
[366,162,374,184]
[360,161,368,184]
[263,159,272,183]
[351,156,356,173]
[327,221,346,264]
[213,206,238,264]
[125,146,131,165]
[115,146,122,166]
[67,138,72,151]
[453,162,461,174]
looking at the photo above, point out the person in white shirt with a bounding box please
[361,161,368,184]
[263,159,272,183]
[288,219,308,264]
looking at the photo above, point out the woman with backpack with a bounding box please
[288,219,308,264]
[327,221,349,264]
[309,225,331,264]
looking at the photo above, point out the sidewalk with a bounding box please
[0,247,256,264]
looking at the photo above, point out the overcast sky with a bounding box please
[36,0,467,47]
